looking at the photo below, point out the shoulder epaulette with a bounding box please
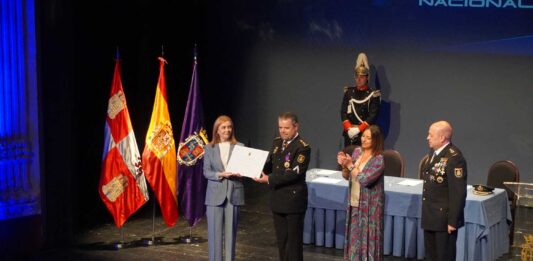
[447,147,458,157]
[343,86,354,93]
[299,139,309,147]
[274,136,282,140]
[372,90,381,97]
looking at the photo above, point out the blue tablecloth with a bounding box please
[303,169,511,260]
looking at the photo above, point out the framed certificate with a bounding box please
[226,145,269,179]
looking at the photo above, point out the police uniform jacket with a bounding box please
[421,143,467,231]
[263,135,311,214]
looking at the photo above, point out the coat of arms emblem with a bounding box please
[177,128,209,166]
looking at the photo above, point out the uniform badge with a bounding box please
[297,154,305,164]
[273,146,278,154]
[454,168,463,178]
[436,176,444,183]
[293,165,300,174]
[284,161,290,168]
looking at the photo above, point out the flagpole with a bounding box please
[111,54,125,250]
[101,53,150,251]
[144,195,156,246]
[151,196,156,244]
[114,227,124,250]
[179,44,203,245]
[146,44,163,246]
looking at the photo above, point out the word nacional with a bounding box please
[419,0,533,8]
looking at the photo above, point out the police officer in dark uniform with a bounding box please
[421,121,467,261]
[341,52,380,149]
[255,112,311,261]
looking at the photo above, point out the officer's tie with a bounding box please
[282,140,288,152]
[429,152,437,163]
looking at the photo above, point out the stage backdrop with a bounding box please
[201,0,533,185]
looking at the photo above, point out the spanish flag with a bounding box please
[142,57,178,227]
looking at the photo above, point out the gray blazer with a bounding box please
[203,143,245,206]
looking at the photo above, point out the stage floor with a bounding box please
[35,180,527,260]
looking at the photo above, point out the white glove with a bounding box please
[347,127,360,139]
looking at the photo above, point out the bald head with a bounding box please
[427,121,453,150]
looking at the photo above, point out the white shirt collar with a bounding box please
[434,142,450,156]
[285,133,299,145]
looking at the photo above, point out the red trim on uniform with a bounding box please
[356,85,369,91]
[343,120,352,131]
[358,121,369,132]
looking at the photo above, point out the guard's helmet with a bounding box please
[354,53,370,77]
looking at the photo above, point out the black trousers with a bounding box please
[424,230,457,261]
[272,212,305,261]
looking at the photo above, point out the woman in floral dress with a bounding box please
[337,125,385,261]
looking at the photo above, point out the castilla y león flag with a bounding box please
[99,59,149,228]
[142,57,179,227]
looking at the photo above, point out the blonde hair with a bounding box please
[210,115,237,146]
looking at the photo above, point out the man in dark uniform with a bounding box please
[341,52,380,149]
[255,112,311,261]
[421,121,467,261]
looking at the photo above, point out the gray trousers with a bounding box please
[206,201,240,261]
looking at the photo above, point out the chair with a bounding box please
[418,154,429,180]
[486,160,520,246]
[521,234,533,260]
[382,149,404,177]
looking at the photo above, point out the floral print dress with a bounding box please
[344,147,385,261]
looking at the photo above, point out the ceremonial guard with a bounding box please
[421,121,467,261]
[341,53,381,148]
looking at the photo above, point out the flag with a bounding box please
[177,55,208,227]
[142,57,179,227]
[99,59,149,228]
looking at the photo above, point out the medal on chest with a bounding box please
[284,153,290,169]
[431,158,448,183]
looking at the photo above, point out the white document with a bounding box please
[225,145,269,179]
[397,179,424,186]
[315,169,339,176]
[311,177,343,185]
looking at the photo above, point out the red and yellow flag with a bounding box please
[99,59,149,228]
[142,57,178,227]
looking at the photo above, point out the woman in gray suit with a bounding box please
[203,115,245,261]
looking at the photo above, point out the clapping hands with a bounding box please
[337,151,352,168]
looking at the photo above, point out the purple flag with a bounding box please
[177,55,207,227]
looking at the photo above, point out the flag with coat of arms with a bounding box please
[142,57,179,227]
[177,53,208,227]
[99,59,149,228]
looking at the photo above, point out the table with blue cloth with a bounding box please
[303,169,512,260]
